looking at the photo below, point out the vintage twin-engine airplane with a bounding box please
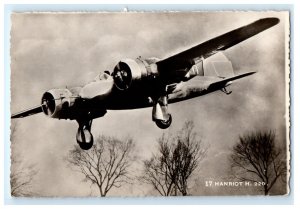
[11,17,279,150]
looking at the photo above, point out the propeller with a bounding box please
[41,92,56,116]
[113,62,132,90]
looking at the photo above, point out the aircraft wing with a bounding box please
[156,18,279,80]
[208,71,256,90]
[11,105,43,118]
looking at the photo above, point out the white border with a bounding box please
[1,0,299,208]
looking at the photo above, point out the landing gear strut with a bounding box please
[221,87,232,95]
[76,119,94,150]
[152,95,172,129]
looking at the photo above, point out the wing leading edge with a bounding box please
[11,105,43,118]
[157,18,279,76]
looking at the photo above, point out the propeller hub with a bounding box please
[41,92,55,116]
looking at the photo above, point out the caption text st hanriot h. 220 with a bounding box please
[11,17,279,150]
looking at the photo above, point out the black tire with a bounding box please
[155,114,172,129]
[76,129,94,150]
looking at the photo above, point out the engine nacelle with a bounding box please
[112,58,159,90]
[41,88,76,119]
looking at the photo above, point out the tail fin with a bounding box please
[203,52,234,78]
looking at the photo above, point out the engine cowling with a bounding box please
[41,88,76,119]
[112,58,159,90]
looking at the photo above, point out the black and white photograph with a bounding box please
[10,11,290,197]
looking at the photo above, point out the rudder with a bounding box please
[203,52,234,78]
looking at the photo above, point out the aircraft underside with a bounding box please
[73,75,227,149]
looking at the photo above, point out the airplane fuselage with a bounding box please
[84,74,223,112]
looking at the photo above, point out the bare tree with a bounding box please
[141,121,207,196]
[230,130,287,195]
[11,164,37,196]
[10,121,38,196]
[142,151,175,196]
[67,135,135,197]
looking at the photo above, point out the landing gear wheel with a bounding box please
[76,119,94,150]
[155,114,172,129]
[76,128,94,150]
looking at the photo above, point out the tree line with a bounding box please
[11,121,287,196]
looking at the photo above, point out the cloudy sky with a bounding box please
[10,11,289,196]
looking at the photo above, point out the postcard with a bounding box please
[10,11,290,197]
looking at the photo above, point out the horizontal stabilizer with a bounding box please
[11,105,43,118]
[209,71,256,90]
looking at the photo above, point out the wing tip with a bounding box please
[248,71,257,75]
[11,105,43,119]
[259,17,280,27]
